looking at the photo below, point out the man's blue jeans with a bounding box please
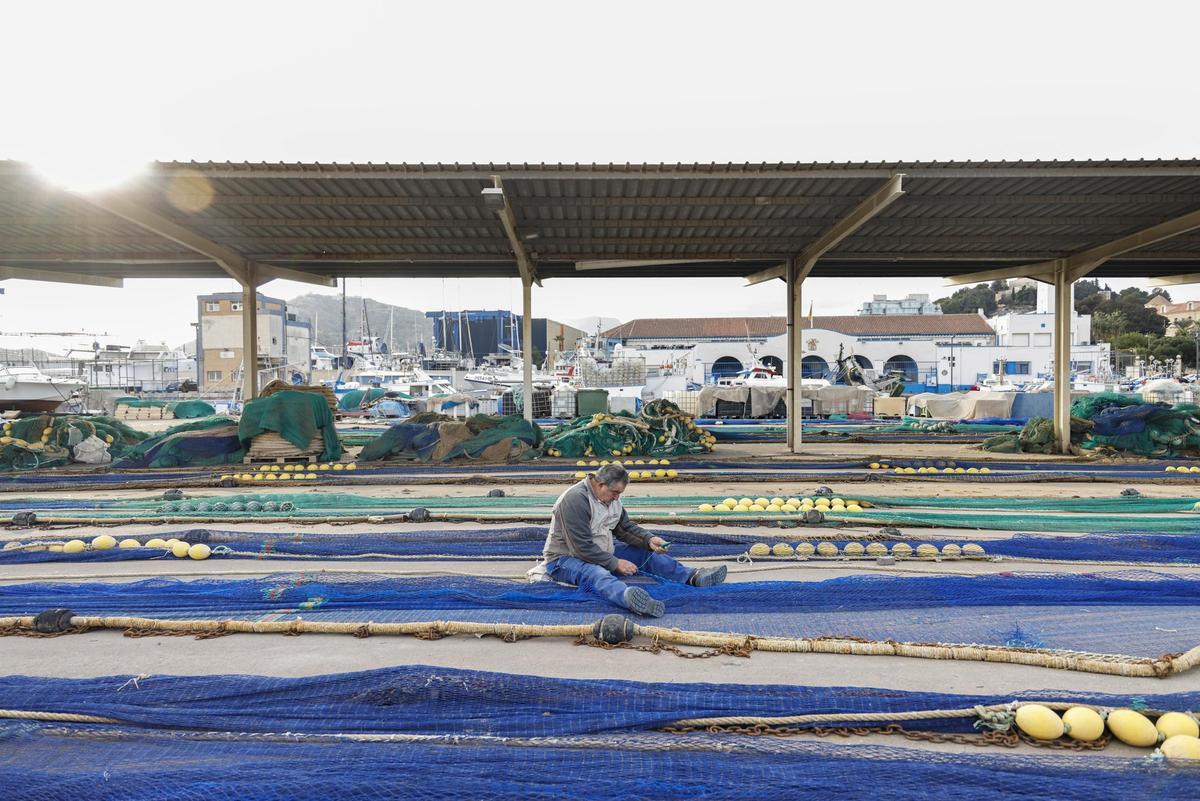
[545,543,695,609]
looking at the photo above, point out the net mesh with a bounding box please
[358,414,542,463]
[0,667,1197,800]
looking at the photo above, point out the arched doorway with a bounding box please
[801,355,829,379]
[759,355,784,375]
[852,355,873,371]
[711,356,744,379]
[883,355,919,382]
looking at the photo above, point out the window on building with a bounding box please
[205,301,220,312]
[1011,333,1029,346]
[230,302,243,312]
[1033,333,1051,347]
[206,370,222,381]
[1009,362,1031,375]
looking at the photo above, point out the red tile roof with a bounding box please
[603,314,994,340]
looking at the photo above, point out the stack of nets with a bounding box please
[1072,392,1200,458]
[113,398,215,421]
[112,417,245,469]
[336,388,394,411]
[358,413,542,463]
[0,415,147,470]
[982,417,1055,454]
[542,399,713,458]
[239,390,342,462]
[258,379,337,411]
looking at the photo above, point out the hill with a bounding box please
[286,294,432,351]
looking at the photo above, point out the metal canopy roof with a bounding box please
[2,159,1200,283]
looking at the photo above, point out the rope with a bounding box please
[2,614,1195,677]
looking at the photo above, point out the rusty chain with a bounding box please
[574,634,754,659]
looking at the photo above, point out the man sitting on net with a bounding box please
[541,463,726,617]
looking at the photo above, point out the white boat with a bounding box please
[330,364,456,400]
[0,365,87,413]
[716,366,787,387]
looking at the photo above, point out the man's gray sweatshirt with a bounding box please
[542,478,653,572]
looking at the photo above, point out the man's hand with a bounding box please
[648,537,668,554]
[615,559,638,576]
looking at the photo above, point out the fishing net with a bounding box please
[239,390,341,462]
[543,400,714,458]
[1,667,1196,800]
[168,400,216,419]
[0,415,147,471]
[358,414,542,463]
[1,572,1196,659]
[111,417,245,469]
[1071,392,1200,457]
[4,527,1199,566]
[336,387,395,410]
[982,417,1056,453]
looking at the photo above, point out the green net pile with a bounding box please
[982,417,1055,454]
[0,414,148,470]
[1072,392,1200,457]
[114,397,215,419]
[542,399,715,458]
[239,391,342,462]
[358,413,543,463]
[112,417,246,469]
[336,388,395,411]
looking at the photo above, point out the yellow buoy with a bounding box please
[954,467,966,473]
[269,465,281,472]
[962,543,986,558]
[748,542,771,557]
[639,470,653,480]
[723,498,738,507]
[305,473,318,480]
[698,503,714,513]
[941,543,962,558]
[966,467,979,474]
[738,498,753,506]
[345,463,357,471]
[1161,734,1200,760]
[63,539,86,554]
[319,463,331,470]
[781,502,797,512]
[306,464,318,471]
[980,467,992,473]
[772,542,795,557]
[795,542,816,557]
[576,460,586,467]
[170,541,191,558]
[574,471,586,479]
[48,544,63,553]
[1015,704,1065,740]
[765,503,782,513]
[283,464,296,472]
[278,474,292,481]
[634,460,645,465]
[589,460,600,467]
[145,538,168,548]
[749,503,766,512]
[816,542,838,557]
[188,543,212,560]
[1062,706,1105,742]
[1191,466,1200,473]
[91,534,117,550]
[754,497,770,507]
[770,497,784,506]
[869,462,880,470]
[600,460,610,466]
[332,463,345,471]
[649,459,660,465]
[942,467,954,473]
[891,542,913,558]
[264,474,278,481]
[1157,712,1200,740]
[915,543,939,558]
[666,469,679,479]
[1166,466,1177,472]
[252,474,265,481]
[654,469,667,478]
[846,503,863,512]
[732,504,749,513]
[1106,709,1159,747]
[842,542,865,557]
[660,460,670,466]
[118,538,141,549]
[865,542,888,557]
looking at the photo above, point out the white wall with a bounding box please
[201,313,286,357]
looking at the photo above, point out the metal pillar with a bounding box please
[242,276,259,401]
[1053,265,1073,453]
[786,259,804,453]
[521,277,534,423]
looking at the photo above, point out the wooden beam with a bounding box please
[944,263,1057,286]
[745,175,905,286]
[0,265,123,288]
[71,191,336,288]
[491,177,539,286]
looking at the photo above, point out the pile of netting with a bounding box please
[336,387,393,411]
[543,400,714,458]
[111,417,245,469]
[358,413,542,463]
[0,415,147,470]
[239,390,342,462]
[1,667,1197,800]
[982,417,1056,454]
[1072,392,1200,458]
[113,398,215,419]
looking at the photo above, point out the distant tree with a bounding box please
[1114,332,1150,352]
[1091,309,1127,343]
[935,285,997,316]
[1009,286,1037,310]
[989,279,1008,294]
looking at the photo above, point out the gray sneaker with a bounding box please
[622,586,665,618]
[689,565,727,587]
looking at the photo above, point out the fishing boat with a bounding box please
[0,364,87,413]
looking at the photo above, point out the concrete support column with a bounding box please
[1052,265,1073,453]
[786,259,804,453]
[521,277,534,423]
[241,274,259,402]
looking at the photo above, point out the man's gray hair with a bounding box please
[593,463,629,487]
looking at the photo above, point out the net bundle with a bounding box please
[543,400,714,458]
[358,414,543,463]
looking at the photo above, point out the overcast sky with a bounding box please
[2,1,1198,345]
